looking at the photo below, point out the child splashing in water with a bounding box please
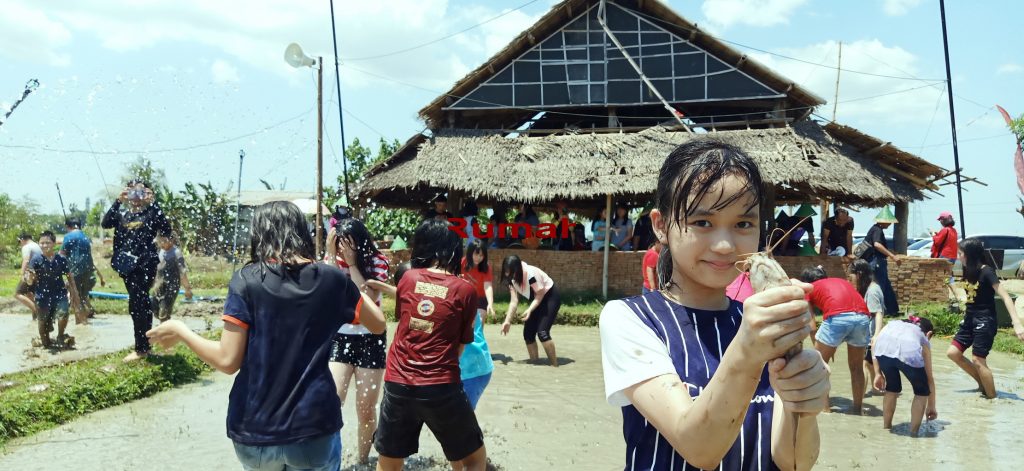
[871,316,936,436]
[600,140,829,471]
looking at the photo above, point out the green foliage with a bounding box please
[324,137,421,240]
[1009,114,1024,143]
[0,194,45,266]
[0,342,212,445]
[121,155,168,190]
[905,302,962,337]
[158,182,236,256]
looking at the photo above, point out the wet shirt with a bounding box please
[807,278,870,320]
[221,263,360,446]
[29,253,69,307]
[385,268,477,386]
[21,241,41,264]
[60,230,94,276]
[962,266,998,315]
[601,294,777,471]
[101,201,172,263]
[511,262,554,300]
[873,320,930,368]
[461,259,493,301]
[864,282,885,314]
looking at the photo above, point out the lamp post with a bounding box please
[284,43,325,258]
[232,149,245,271]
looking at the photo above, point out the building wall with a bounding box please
[380,249,950,306]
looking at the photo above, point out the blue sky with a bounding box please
[1,0,1021,238]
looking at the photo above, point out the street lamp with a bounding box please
[284,42,325,258]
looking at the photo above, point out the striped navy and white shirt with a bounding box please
[600,292,778,471]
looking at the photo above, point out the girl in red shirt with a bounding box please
[929,211,959,301]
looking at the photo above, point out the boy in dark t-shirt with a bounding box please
[29,231,82,348]
[374,220,487,471]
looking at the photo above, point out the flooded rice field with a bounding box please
[1,321,1021,470]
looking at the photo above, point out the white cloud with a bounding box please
[748,39,947,125]
[211,60,240,83]
[997,63,1023,75]
[701,0,808,30]
[882,0,922,16]
[0,0,72,66]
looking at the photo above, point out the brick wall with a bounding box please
[380,249,951,306]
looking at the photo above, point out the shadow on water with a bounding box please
[489,353,514,365]
[888,419,949,438]
[343,455,503,471]
[515,357,575,367]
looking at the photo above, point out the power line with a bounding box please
[340,0,543,61]
[0,107,314,155]
[836,82,945,104]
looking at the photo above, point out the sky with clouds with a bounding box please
[1,0,1022,238]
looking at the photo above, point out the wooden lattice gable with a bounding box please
[447,1,784,111]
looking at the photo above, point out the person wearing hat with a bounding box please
[929,211,959,301]
[865,207,901,316]
[632,203,655,252]
[422,194,453,221]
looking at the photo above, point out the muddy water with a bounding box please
[1,324,1021,470]
[0,311,211,376]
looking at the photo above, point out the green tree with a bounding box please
[121,156,169,190]
[0,194,44,266]
[324,138,420,240]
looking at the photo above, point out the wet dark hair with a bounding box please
[500,254,524,288]
[905,316,934,335]
[465,239,489,273]
[798,266,827,283]
[126,178,151,188]
[960,238,986,284]
[18,232,33,241]
[335,218,385,281]
[38,230,56,242]
[393,261,412,285]
[655,140,764,288]
[411,219,463,275]
[248,201,315,266]
[64,218,81,229]
[848,259,874,296]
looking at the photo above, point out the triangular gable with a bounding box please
[448,2,783,110]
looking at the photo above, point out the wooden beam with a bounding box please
[865,142,890,156]
[876,161,936,189]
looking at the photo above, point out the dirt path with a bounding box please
[2,325,1022,470]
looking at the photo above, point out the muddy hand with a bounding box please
[146,320,186,349]
[769,349,830,414]
[738,283,814,365]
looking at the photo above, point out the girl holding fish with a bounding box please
[599,140,829,470]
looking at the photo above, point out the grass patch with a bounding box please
[0,339,215,447]
[904,302,1023,358]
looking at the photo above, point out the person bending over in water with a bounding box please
[500,255,561,367]
[872,316,936,436]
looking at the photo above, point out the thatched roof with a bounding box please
[419,0,825,128]
[357,121,951,209]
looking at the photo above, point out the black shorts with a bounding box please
[374,381,484,461]
[877,355,930,396]
[952,312,997,358]
[329,332,387,369]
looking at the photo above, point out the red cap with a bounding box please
[937,211,953,220]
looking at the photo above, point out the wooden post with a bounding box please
[761,185,777,249]
[603,194,612,300]
[894,201,909,254]
[819,199,829,254]
[316,56,324,260]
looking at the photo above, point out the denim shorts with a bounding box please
[815,312,873,348]
[233,431,341,471]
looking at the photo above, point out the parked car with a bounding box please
[908,235,1024,278]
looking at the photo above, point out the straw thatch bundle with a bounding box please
[358,121,937,209]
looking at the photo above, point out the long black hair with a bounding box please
[411,219,463,275]
[960,238,986,284]
[248,201,315,266]
[335,218,385,280]
[500,254,524,288]
[654,140,764,288]
[612,203,630,226]
[465,239,489,273]
[848,259,874,296]
[798,266,827,283]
